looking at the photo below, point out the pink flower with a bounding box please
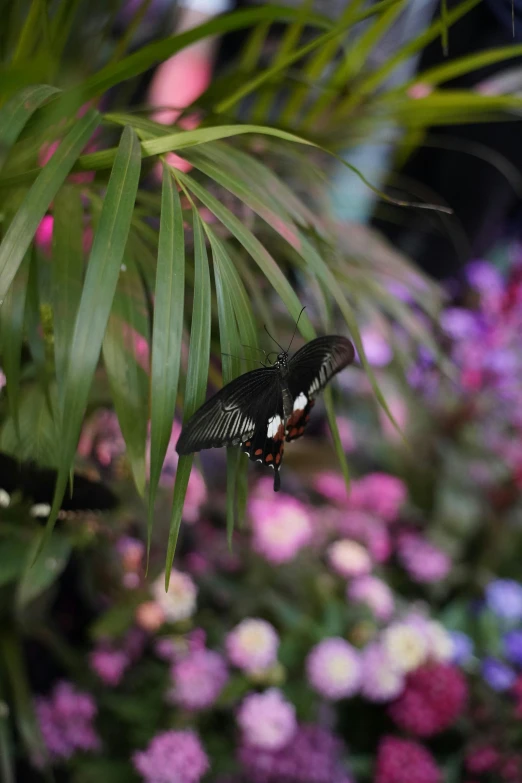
[397,534,451,583]
[389,662,468,737]
[151,569,197,623]
[249,494,312,564]
[327,539,372,578]
[465,746,500,775]
[34,681,100,763]
[337,511,392,563]
[117,536,145,572]
[89,646,129,687]
[360,643,404,702]
[169,649,229,710]
[306,638,361,700]
[314,472,349,504]
[133,730,209,783]
[349,473,407,521]
[347,576,394,621]
[35,215,54,256]
[238,723,352,783]
[237,689,297,750]
[226,618,279,674]
[375,736,441,783]
[407,82,433,99]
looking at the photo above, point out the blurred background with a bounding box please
[1,1,522,781]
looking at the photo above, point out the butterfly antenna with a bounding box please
[221,352,265,368]
[241,344,268,358]
[263,324,285,353]
[287,306,306,352]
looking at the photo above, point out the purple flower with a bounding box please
[347,576,394,621]
[34,681,100,763]
[169,648,229,710]
[237,689,296,750]
[449,631,474,665]
[89,646,129,687]
[503,630,522,666]
[133,730,209,783]
[397,534,451,584]
[238,723,352,783]
[306,638,361,700]
[359,643,405,702]
[485,579,522,622]
[226,619,279,674]
[481,657,516,692]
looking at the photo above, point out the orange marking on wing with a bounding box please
[265,453,274,463]
[289,427,298,438]
[287,410,303,428]
[245,441,251,447]
[275,453,281,464]
[298,426,305,435]
[255,448,263,456]
[273,423,285,442]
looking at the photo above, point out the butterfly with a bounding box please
[0,452,118,519]
[176,326,355,492]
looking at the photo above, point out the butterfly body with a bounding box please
[176,336,355,491]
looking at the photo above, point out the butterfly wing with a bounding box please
[241,378,287,492]
[176,367,278,454]
[285,336,355,442]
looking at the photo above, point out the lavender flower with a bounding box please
[238,723,352,783]
[237,689,296,750]
[133,730,209,783]
[34,681,100,763]
[169,649,229,710]
[503,630,522,666]
[481,657,516,692]
[306,638,361,700]
[449,631,474,665]
[89,646,129,687]
[226,619,279,674]
[485,580,522,622]
[360,643,405,702]
[397,534,451,584]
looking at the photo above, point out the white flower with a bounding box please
[151,570,197,623]
[327,539,372,578]
[382,623,428,673]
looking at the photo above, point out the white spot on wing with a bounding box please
[293,392,307,411]
[267,415,282,438]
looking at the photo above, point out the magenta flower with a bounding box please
[89,646,129,687]
[397,534,451,583]
[359,643,404,702]
[349,473,407,521]
[238,723,352,783]
[347,576,394,621]
[226,618,279,673]
[375,736,441,783]
[249,494,312,564]
[237,689,296,750]
[306,638,361,700]
[169,648,229,710]
[35,215,54,257]
[34,681,100,763]
[133,730,209,783]
[314,472,349,504]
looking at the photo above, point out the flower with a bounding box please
[238,723,352,783]
[389,662,468,737]
[249,494,312,564]
[89,646,129,686]
[349,473,407,521]
[481,657,516,691]
[337,511,392,563]
[314,472,349,504]
[397,534,451,583]
[418,619,454,662]
[504,629,522,665]
[382,622,428,674]
[360,643,405,702]
[485,579,522,622]
[117,536,145,572]
[375,736,441,783]
[226,619,279,673]
[306,637,361,700]
[169,649,228,710]
[151,570,197,624]
[465,746,500,775]
[449,631,474,665]
[237,689,296,751]
[34,681,100,763]
[133,730,208,783]
[327,539,372,579]
[136,601,168,632]
[347,576,394,621]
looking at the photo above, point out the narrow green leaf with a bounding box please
[51,186,84,408]
[41,125,141,553]
[177,171,314,339]
[0,85,59,172]
[0,667,15,783]
[25,252,46,376]
[102,259,149,496]
[0,539,29,588]
[148,169,185,557]
[17,531,71,607]
[0,254,29,433]
[0,632,45,768]
[165,211,211,586]
[0,385,59,466]
[0,108,99,301]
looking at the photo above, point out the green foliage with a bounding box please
[0,0,520,569]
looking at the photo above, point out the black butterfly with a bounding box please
[176,332,355,491]
[0,452,118,519]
